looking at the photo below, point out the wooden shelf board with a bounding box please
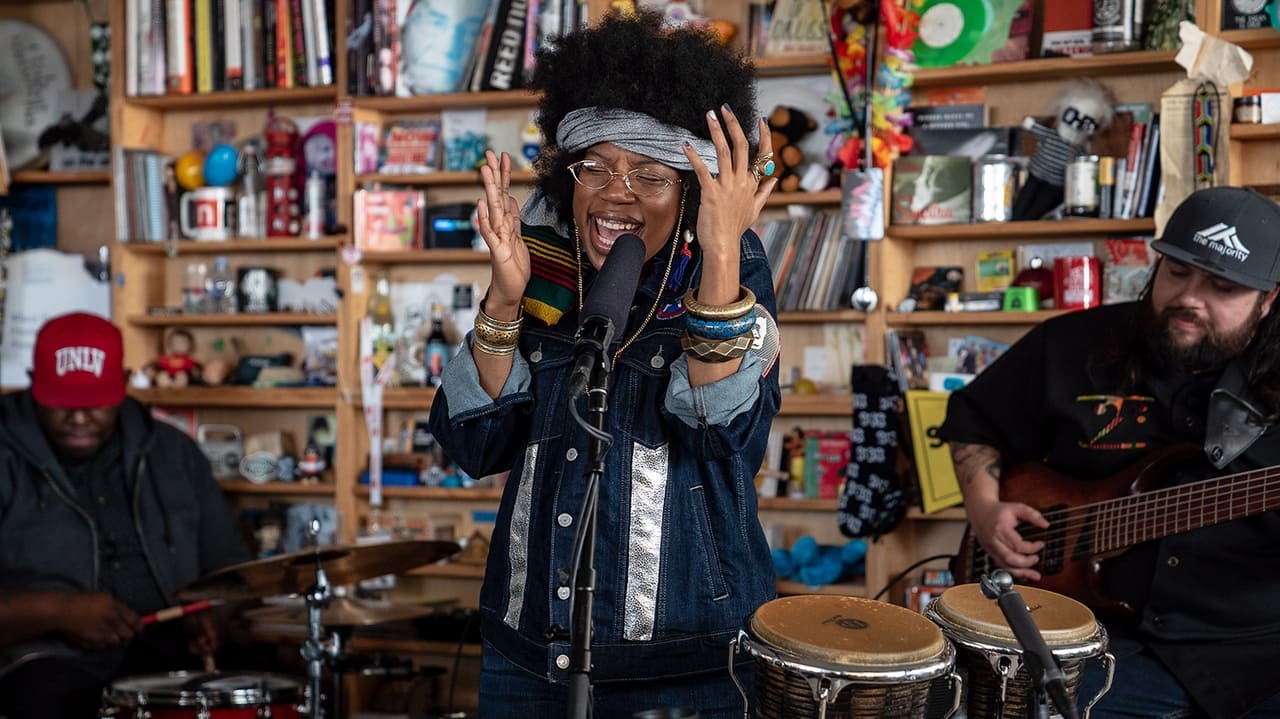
[353,89,539,112]
[766,189,841,207]
[353,250,489,265]
[1229,124,1280,142]
[122,237,342,254]
[753,53,829,76]
[131,386,337,407]
[1221,28,1280,50]
[889,218,1154,240]
[11,170,111,185]
[354,485,502,500]
[907,507,967,521]
[778,394,851,417]
[887,309,1069,326]
[912,50,1177,88]
[375,386,438,409]
[759,497,839,511]
[128,312,337,326]
[216,479,335,495]
[406,562,486,578]
[777,310,866,323]
[126,86,337,109]
[357,168,535,186]
[776,579,865,597]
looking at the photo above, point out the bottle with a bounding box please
[237,144,266,238]
[206,256,237,314]
[304,170,325,239]
[184,262,208,313]
[424,302,450,387]
[367,271,395,371]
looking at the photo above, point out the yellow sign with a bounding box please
[906,390,962,513]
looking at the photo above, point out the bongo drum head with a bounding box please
[932,583,1097,646]
[749,595,946,667]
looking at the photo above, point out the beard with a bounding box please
[1139,294,1264,373]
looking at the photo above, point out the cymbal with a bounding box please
[244,596,438,627]
[179,540,460,600]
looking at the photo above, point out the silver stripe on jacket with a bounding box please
[504,443,538,629]
[624,442,669,641]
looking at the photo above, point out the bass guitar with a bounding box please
[952,443,1280,616]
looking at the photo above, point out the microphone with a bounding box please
[980,570,1080,719]
[566,233,646,397]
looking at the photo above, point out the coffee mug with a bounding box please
[179,187,236,241]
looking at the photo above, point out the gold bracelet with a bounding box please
[473,319,521,350]
[683,286,756,321]
[473,335,518,356]
[680,330,752,363]
[477,300,523,331]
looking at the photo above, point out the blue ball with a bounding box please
[203,144,240,186]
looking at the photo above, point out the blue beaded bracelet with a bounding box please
[685,309,758,339]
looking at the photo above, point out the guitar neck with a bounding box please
[1091,466,1280,553]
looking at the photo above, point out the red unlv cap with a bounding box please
[1151,186,1280,291]
[30,312,126,409]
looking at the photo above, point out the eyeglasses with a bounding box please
[567,160,681,197]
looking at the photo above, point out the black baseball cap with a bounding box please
[1151,187,1280,291]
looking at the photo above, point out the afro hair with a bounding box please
[528,9,759,231]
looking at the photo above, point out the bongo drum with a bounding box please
[100,671,305,718]
[730,595,962,719]
[925,584,1115,719]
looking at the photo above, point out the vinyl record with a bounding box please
[0,20,72,169]
[912,0,993,68]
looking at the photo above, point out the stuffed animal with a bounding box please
[148,328,202,388]
[767,105,818,192]
[1011,78,1116,220]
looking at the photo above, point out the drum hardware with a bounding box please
[174,522,460,719]
[979,571,1078,719]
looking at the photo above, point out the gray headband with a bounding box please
[521,106,755,229]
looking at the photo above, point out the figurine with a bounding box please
[1011,78,1116,221]
[264,115,301,237]
[297,442,326,483]
[149,329,202,388]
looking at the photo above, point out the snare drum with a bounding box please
[926,584,1114,719]
[730,595,962,719]
[101,671,305,718]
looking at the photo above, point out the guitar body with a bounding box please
[953,443,1205,618]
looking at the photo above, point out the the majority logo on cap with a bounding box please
[1191,222,1250,263]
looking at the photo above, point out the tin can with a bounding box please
[1234,95,1262,124]
[1053,256,1103,310]
[1064,155,1101,217]
[972,155,1019,222]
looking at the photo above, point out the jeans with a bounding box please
[1078,647,1280,719]
[478,643,753,719]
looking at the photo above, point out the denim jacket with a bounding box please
[427,230,781,683]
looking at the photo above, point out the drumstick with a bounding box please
[140,600,219,626]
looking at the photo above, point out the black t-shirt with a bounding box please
[939,302,1280,719]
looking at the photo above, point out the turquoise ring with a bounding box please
[752,153,775,182]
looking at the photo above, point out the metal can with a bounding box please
[1064,155,1100,217]
[1234,95,1262,124]
[972,155,1019,222]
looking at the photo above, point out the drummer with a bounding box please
[0,313,252,719]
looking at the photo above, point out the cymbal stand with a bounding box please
[299,522,343,719]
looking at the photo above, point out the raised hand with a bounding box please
[57,593,142,650]
[475,150,531,316]
[683,107,777,266]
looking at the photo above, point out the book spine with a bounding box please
[225,0,244,89]
[312,0,333,86]
[194,0,213,93]
[275,0,292,87]
[299,0,318,86]
[127,0,140,96]
[241,0,258,89]
[166,0,193,93]
[290,0,307,85]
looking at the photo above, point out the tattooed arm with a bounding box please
[950,441,1049,581]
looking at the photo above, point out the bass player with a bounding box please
[939,186,1280,719]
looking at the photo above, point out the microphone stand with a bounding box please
[566,356,613,719]
[980,571,1080,719]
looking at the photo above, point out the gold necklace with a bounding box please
[573,187,687,361]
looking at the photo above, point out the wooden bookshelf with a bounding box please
[888,218,1155,241]
[10,170,111,185]
[131,386,338,408]
[125,86,336,109]
[128,312,338,327]
[122,237,343,254]
[887,310,1070,327]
